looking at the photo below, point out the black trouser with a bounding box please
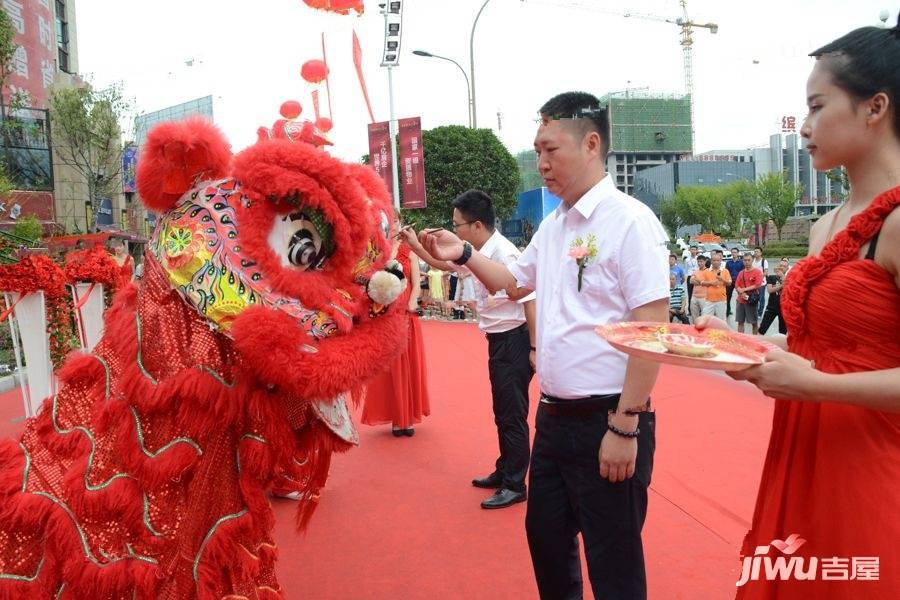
[448,274,458,302]
[759,305,786,335]
[526,399,655,600]
[687,280,694,305]
[486,324,533,492]
[726,283,735,317]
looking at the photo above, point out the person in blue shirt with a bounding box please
[669,254,685,286]
[725,246,745,319]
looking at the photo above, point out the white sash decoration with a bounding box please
[4,291,55,418]
[72,282,105,351]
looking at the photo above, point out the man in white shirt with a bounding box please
[420,92,669,600]
[403,190,536,509]
[753,246,769,319]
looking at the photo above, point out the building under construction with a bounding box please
[602,92,693,196]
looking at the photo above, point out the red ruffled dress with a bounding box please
[736,186,900,599]
[361,245,430,429]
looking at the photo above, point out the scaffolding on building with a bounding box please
[600,93,693,154]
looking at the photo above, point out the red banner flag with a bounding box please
[367,121,393,198]
[398,117,426,209]
[352,30,375,123]
[312,90,320,120]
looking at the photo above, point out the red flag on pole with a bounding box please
[312,90,321,120]
[352,30,376,123]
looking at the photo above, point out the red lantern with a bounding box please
[316,117,333,133]
[301,60,329,84]
[279,100,302,120]
[301,0,364,15]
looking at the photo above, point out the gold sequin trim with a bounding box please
[192,509,249,582]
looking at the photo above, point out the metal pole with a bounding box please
[387,66,401,211]
[470,0,492,129]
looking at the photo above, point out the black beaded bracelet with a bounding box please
[607,422,640,439]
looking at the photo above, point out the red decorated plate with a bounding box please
[595,322,779,371]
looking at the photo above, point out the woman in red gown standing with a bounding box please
[362,229,430,437]
[701,18,900,598]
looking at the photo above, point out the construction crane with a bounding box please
[526,0,718,151]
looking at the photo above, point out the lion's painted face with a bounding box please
[152,180,341,339]
[138,121,404,399]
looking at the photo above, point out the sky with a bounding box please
[74,0,896,162]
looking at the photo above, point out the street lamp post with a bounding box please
[469,0,493,129]
[412,50,472,127]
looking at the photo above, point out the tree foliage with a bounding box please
[400,125,518,230]
[12,214,42,243]
[662,173,803,244]
[49,84,133,229]
[756,172,801,240]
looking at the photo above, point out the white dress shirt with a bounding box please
[508,175,670,398]
[684,255,700,277]
[459,230,533,334]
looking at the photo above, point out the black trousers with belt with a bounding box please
[486,323,533,492]
[526,396,656,600]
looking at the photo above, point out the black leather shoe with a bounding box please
[471,472,503,489]
[481,488,526,509]
[402,427,415,437]
[392,428,403,437]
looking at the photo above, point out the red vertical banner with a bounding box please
[2,0,58,108]
[367,121,393,198]
[398,117,426,209]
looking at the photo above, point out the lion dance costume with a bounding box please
[0,117,409,598]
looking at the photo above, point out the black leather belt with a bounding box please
[485,323,528,340]
[539,394,651,417]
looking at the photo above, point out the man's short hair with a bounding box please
[714,249,724,256]
[539,92,610,157]
[690,243,699,249]
[669,253,677,259]
[754,246,763,252]
[731,247,739,251]
[743,252,754,259]
[702,257,712,267]
[451,189,496,231]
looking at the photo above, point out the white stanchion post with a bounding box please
[72,283,105,351]
[6,291,53,417]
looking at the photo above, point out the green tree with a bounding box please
[659,197,682,239]
[757,172,801,241]
[401,126,518,230]
[12,214,41,243]
[670,185,725,235]
[826,167,849,201]
[49,83,133,230]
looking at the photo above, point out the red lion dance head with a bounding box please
[0,118,408,599]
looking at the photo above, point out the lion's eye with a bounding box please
[269,208,334,271]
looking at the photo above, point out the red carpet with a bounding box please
[0,320,774,599]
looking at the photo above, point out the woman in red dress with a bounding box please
[361,231,430,436]
[701,18,900,598]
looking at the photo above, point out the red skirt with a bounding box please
[361,314,430,429]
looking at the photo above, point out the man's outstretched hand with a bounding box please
[419,229,465,262]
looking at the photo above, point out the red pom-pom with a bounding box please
[316,117,333,133]
[280,100,302,120]
[136,118,231,213]
[300,60,329,84]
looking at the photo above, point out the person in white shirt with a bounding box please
[420,91,668,600]
[403,190,537,509]
[753,246,770,319]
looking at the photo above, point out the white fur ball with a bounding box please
[368,270,406,305]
